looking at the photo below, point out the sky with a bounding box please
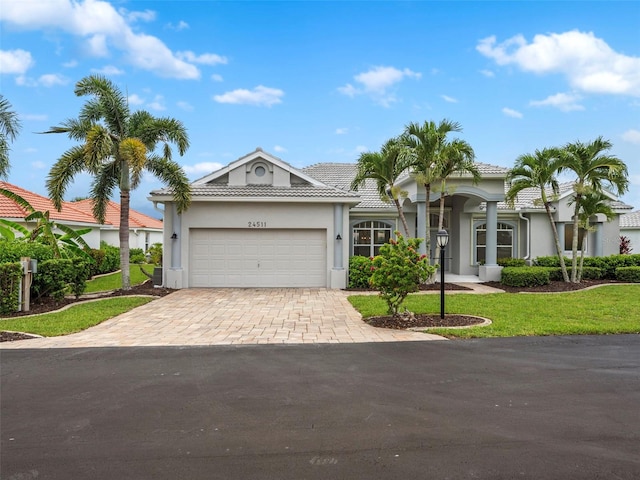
[1,0,639,218]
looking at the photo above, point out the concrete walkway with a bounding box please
[1,287,489,349]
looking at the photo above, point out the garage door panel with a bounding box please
[190,229,327,287]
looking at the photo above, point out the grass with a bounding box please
[0,297,154,336]
[84,264,154,293]
[348,285,640,338]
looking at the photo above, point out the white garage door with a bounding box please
[190,229,327,287]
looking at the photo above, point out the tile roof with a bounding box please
[154,183,360,199]
[621,210,640,229]
[0,181,101,225]
[70,199,163,229]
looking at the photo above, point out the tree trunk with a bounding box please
[577,230,587,282]
[544,203,570,282]
[434,184,447,263]
[120,161,131,290]
[424,182,431,264]
[393,198,411,237]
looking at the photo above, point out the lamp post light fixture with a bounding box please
[436,229,449,320]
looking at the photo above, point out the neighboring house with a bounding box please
[621,210,640,253]
[0,182,163,250]
[70,199,163,251]
[149,148,634,289]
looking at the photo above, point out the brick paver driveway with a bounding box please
[1,289,445,348]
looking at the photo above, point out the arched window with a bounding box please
[475,221,515,264]
[352,221,392,257]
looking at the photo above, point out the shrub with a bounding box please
[533,256,570,268]
[620,236,633,255]
[0,262,22,315]
[348,256,374,289]
[130,248,145,264]
[615,267,640,283]
[68,260,91,298]
[497,257,527,267]
[32,258,75,301]
[97,242,120,274]
[501,267,550,287]
[147,243,163,265]
[544,267,564,281]
[88,248,106,277]
[0,239,55,264]
[579,266,603,280]
[370,233,435,315]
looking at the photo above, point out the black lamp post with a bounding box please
[436,229,449,320]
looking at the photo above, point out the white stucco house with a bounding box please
[621,211,640,253]
[149,148,634,289]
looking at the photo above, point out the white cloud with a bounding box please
[621,129,640,144]
[177,51,227,65]
[183,162,224,175]
[529,92,584,112]
[91,65,124,75]
[0,0,204,79]
[63,60,78,68]
[477,30,640,96]
[16,73,69,87]
[480,69,495,78]
[338,66,421,107]
[0,49,34,74]
[441,95,458,103]
[166,20,189,31]
[502,107,523,118]
[211,74,223,82]
[128,93,145,105]
[22,113,47,121]
[176,101,193,111]
[213,85,284,107]
[147,95,166,111]
[120,8,156,23]
[335,128,348,135]
[355,145,367,153]
[31,161,46,169]
[273,145,287,153]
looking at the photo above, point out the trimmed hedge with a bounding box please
[0,239,55,264]
[501,266,550,287]
[498,257,527,267]
[534,254,640,279]
[0,262,22,315]
[615,267,640,283]
[348,255,374,289]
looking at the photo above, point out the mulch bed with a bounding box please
[484,279,622,293]
[367,313,485,330]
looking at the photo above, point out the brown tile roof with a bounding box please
[0,181,100,225]
[70,199,163,229]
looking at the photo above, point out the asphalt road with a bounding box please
[2,335,639,479]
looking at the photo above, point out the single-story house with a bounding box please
[621,211,640,253]
[149,148,634,289]
[0,181,162,250]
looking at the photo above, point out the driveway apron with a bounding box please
[0,289,445,348]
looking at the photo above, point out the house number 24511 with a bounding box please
[248,221,267,228]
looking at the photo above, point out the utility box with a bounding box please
[152,267,163,286]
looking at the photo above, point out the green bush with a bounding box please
[544,267,564,281]
[348,256,375,289]
[370,233,435,315]
[501,267,550,287]
[147,243,162,265]
[533,256,569,268]
[0,262,22,315]
[97,242,120,274]
[88,248,105,277]
[615,266,640,283]
[497,257,527,267]
[69,261,91,298]
[130,248,145,264]
[579,266,604,280]
[0,239,55,264]
[32,259,75,301]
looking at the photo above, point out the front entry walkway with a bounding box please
[1,289,446,349]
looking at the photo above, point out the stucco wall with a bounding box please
[621,229,640,254]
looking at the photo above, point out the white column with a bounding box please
[333,203,343,268]
[594,223,603,257]
[417,200,426,254]
[485,201,498,266]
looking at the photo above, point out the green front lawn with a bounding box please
[84,264,154,293]
[348,285,640,338]
[0,297,154,336]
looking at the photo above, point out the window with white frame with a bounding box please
[475,221,514,264]
[353,221,392,257]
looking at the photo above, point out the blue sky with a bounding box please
[1,0,639,217]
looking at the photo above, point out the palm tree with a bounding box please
[506,148,570,282]
[433,138,478,261]
[350,138,412,236]
[0,95,22,179]
[559,137,628,282]
[403,119,463,262]
[571,191,615,282]
[43,75,192,290]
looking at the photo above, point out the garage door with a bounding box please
[190,229,327,287]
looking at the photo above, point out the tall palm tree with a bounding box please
[43,75,192,290]
[559,137,628,282]
[571,191,615,282]
[433,138,479,260]
[351,138,412,236]
[506,148,570,282]
[403,119,462,262]
[0,95,22,180]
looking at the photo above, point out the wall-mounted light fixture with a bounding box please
[336,234,342,241]
[171,232,178,240]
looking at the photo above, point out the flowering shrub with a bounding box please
[348,255,375,289]
[370,232,435,315]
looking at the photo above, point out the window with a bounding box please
[475,222,514,264]
[353,221,392,257]
[564,224,586,251]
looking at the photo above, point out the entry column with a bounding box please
[479,201,501,281]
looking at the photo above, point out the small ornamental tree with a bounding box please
[370,232,435,315]
[620,235,632,254]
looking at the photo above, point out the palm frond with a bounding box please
[146,155,192,213]
[46,145,87,210]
